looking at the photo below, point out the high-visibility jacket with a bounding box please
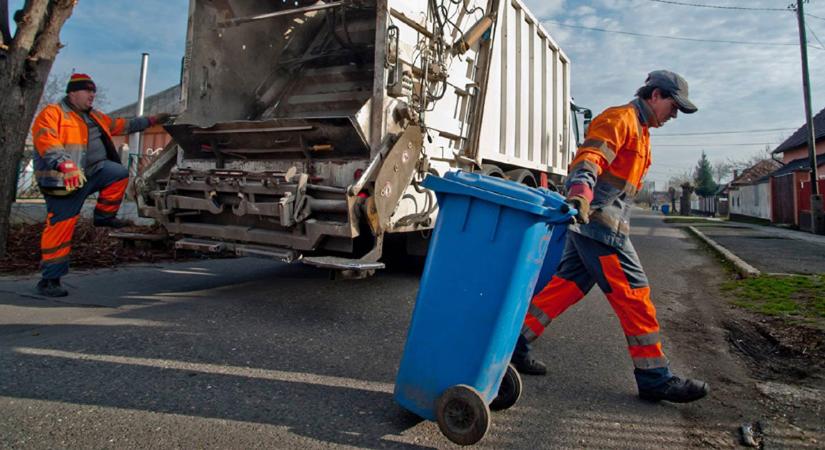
[566,98,655,248]
[31,99,148,193]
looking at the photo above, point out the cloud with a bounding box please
[525,0,825,186]
[17,0,825,187]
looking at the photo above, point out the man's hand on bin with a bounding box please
[565,183,592,224]
[57,160,86,192]
[567,195,590,224]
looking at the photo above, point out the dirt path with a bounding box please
[662,244,824,448]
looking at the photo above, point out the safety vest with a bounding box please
[31,99,138,192]
[566,98,653,248]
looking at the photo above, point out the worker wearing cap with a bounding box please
[511,70,709,403]
[31,73,172,297]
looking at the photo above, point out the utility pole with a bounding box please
[794,0,825,234]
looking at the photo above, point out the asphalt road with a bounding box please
[0,210,818,448]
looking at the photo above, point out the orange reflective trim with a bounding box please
[41,214,78,262]
[599,254,660,336]
[99,178,128,202]
[42,245,71,262]
[32,104,91,157]
[95,205,120,214]
[628,343,665,359]
[41,241,72,255]
[530,276,586,321]
[523,316,545,339]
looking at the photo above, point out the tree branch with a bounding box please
[0,0,11,47]
[31,0,76,60]
[10,0,48,54]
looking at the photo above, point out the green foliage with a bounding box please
[722,275,825,322]
[693,151,718,197]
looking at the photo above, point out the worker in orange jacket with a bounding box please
[511,70,709,403]
[31,73,171,297]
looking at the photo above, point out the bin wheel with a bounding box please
[435,384,491,445]
[490,364,522,411]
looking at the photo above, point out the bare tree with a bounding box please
[728,145,776,172]
[713,160,734,184]
[0,0,77,256]
[667,170,693,191]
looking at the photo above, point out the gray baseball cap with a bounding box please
[645,70,697,114]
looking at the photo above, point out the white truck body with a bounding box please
[137,0,581,271]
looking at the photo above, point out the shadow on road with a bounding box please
[0,260,437,448]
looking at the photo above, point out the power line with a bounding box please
[656,127,797,136]
[644,0,787,12]
[807,12,825,21]
[807,23,825,49]
[543,20,824,49]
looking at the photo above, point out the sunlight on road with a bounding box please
[12,347,394,394]
[158,270,218,277]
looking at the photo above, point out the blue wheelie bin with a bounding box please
[393,171,575,445]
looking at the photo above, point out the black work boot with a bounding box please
[510,335,547,376]
[639,376,709,403]
[94,217,130,228]
[36,278,68,297]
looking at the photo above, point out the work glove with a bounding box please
[149,112,174,125]
[57,160,86,192]
[566,194,591,224]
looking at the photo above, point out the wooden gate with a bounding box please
[771,174,795,225]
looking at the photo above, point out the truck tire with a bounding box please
[504,168,537,187]
[480,164,505,178]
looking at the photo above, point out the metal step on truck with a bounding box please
[134,0,590,277]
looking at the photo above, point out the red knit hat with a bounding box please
[66,73,96,93]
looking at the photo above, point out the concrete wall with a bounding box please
[730,181,771,220]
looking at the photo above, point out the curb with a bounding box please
[686,226,761,278]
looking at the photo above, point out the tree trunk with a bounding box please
[0,0,76,256]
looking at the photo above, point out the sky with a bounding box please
[11,0,825,189]
[523,0,825,189]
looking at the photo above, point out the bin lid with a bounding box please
[422,171,575,221]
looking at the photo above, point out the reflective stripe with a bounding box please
[528,304,552,328]
[599,171,638,196]
[581,138,616,163]
[35,170,66,179]
[33,127,57,139]
[41,241,72,255]
[632,356,669,370]
[96,197,122,206]
[569,160,601,176]
[42,144,66,154]
[626,331,660,347]
[521,325,539,342]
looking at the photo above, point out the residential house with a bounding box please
[770,107,825,230]
[108,84,182,175]
[728,159,783,223]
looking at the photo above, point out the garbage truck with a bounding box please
[134,0,590,275]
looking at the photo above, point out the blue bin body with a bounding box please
[532,223,569,296]
[394,172,574,420]
[661,204,670,215]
